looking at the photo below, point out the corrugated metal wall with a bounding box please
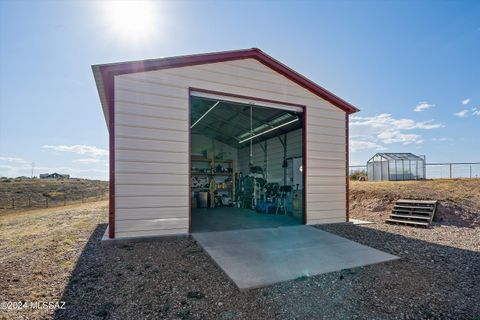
[190,134,238,160]
[114,58,346,238]
[238,129,302,185]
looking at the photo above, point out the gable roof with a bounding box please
[369,153,424,162]
[92,48,359,127]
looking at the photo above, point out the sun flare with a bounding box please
[103,0,157,41]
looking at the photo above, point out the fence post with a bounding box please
[449,163,452,178]
[64,193,66,206]
[82,192,84,203]
[28,197,31,208]
[45,197,49,208]
[470,165,472,178]
[12,198,15,209]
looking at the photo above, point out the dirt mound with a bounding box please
[350,179,480,228]
[434,202,479,228]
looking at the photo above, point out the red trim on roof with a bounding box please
[95,48,359,114]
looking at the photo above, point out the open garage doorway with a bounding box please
[189,90,305,232]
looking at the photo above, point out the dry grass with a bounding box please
[351,178,480,206]
[0,178,108,212]
[0,201,108,319]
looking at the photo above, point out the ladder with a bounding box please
[386,199,437,227]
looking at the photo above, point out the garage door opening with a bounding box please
[189,91,305,232]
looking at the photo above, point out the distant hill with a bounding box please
[0,178,108,211]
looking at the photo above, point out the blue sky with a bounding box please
[0,0,479,180]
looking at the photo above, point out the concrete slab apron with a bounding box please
[192,226,399,290]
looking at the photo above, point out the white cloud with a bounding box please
[472,107,480,117]
[453,109,469,118]
[0,156,27,163]
[414,101,434,112]
[462,98,471,105]
[377,131,421,144]
[414,139,424,145]
[73,158,105,164]
[42,145,108,157]
[350,140,385,153]
[351,114,442,132]
[349,113,442,150]
[432,137,452,142]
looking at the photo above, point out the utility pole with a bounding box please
[31,162,35,178]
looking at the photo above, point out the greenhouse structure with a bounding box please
[367,153,426,181]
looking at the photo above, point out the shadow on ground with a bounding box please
[54,223,480,320]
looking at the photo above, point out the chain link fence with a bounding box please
[0,188,109,211]
[349,162,480,179]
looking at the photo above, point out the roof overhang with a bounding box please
[92,48,360,130]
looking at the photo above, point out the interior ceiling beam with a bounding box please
[239,118,299,144]
[191,122,240,145]
[198,100,291,136]
[223,112,270,147]
[190,101,220,129]
[221,111,282,148]
[237,113,296,140]
[191,99,301,148]
[201,113,299,148]
[200,111,276,147]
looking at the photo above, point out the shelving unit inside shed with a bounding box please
[191,157,236,206]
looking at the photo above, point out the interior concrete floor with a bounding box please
[191,207,302,233]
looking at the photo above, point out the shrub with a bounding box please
[350,170,367,181]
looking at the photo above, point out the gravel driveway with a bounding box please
[53,222,480,320]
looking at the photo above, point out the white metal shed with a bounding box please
[93,48,359,239]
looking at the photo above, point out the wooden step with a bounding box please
[393,209,433,215]
[390,214,431,220]
[394,205,435,210]
[386,199,438,227]
[386,218,429,226]
[396,199,437,204]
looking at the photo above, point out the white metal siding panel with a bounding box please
[123,66,344,117]
[115,113,187,131]
[116,196,189,209]
[306,93,346,223]
[116,125,188,142]
[114,58,346,238]
[115,150,187,163]
[114,76,190,238]
[116,173,188,185]
[115,161,189,174]
[115,228,189,239]
[116,207,188,220]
